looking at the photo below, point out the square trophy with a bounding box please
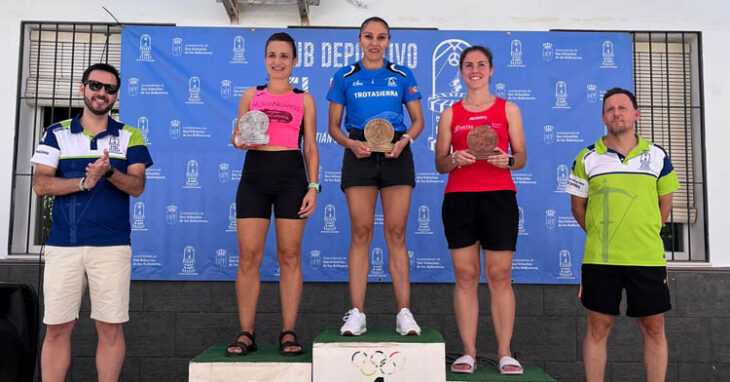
[364,118,395,152]
[235,110,270,145]
[466,124,499,159]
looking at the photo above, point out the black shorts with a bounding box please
[236,150,308,219]
[441,190,518,251]
[340,129,416,191]
[580,264,671,317]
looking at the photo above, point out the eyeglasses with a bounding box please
[84,80,119,95]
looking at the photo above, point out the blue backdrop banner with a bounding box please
[120,26,633,283]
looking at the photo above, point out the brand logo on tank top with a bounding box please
[352,80,364,87]
[454,124,473,133]
[468,116,487,121]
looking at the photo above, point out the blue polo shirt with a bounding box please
[31,115,153,246]
[327,60,421,132]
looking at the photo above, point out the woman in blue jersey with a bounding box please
[327,16,425,336]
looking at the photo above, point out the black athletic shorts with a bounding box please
[340,129,416,191]
[580,264,671,317]
[236,150,308,219]
[441,190,518,251]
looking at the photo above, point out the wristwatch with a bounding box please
[79,176,89,191]
[507,155,515,168]
[103,168,115,178]
[308,183,321,193]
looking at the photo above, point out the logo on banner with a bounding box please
[218,163,230,183]
[132,201,146,230]
[427,39,471,151]
[586,84,599,103]
[137,117,150,145]
[128,78,139,97]
[215,249,227,268]
[188,76,202,103]
[545,209,557,229]
[416,205,432,234]
[310,250,321,270]
[559,249,574,278]
[232,35,247,63]
[509,39,524,67]
[138,34,153,61]
[181,245,197,275]
[554,81,568,108]
[542,42,554,61]
[228,203,237,231]
[495,83,507,99]
[518,206,527,235]
[556,165,569,192]
[172,37,183,56]
[370,248,385,276]
[220,80,232,98]
[108,136,121,155]
[408,250,416,271]
[322,204,338,233]
[166,205,178,225]
[169,120,181,139]
[543,125,555,144]
[185,160,200,188]
[639,152,651,170]
[601,40,616,68]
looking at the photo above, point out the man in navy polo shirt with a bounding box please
[31,63,152,382]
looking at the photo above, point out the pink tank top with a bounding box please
[249,86,305,149]
[444,98,516,193]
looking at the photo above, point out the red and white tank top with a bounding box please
[444,98,516,193]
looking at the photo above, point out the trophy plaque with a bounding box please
[364,118,395,152]
[236,110,270,145]
[466,124,498,159]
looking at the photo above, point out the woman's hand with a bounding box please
[452,149,476,168]
[298,188,317,218]
[486,147,511,169]
[348,139,372,159]
[385,138,408,159]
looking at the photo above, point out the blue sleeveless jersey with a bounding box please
[327,60,421,132]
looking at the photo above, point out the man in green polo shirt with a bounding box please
[566,87,680,382]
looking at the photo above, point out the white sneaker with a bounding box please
[395,308,421,335]
[340,308,367,336]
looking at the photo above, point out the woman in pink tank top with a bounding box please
[435,46,527,375]
[226,32,319,358]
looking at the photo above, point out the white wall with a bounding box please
[2,0,728,265]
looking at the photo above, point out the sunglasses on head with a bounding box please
[84,80,119,95]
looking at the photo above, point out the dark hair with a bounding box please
[602,87,638,112]
[265,32,297,59]
[82,63,120,87]
[359,16,390,38]
[459,46,493,69]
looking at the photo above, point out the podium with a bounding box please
[189,328,556,381]
[313,328,445,382]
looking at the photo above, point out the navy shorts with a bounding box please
[340,129,415,191]
[580,264,671,317]
[236,150,308,219]
[441,190,518,251]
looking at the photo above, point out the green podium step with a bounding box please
[446,365,556,381]
[189,344,312,382]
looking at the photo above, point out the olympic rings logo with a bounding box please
[350,350,405,377]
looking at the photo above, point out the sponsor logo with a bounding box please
[495,83,507,99]
[215,249,228,268]
[310,250,321,270]
[220,80,232,99]
[166,205,178,225]
[416,205,432,234]
[322,204,338,233]
[601,40,616,68]
[188,76,202,103]
[387,77,397,87]
[554,81,568,108]
[132,201,146,230]
[509,39,524,67]
[556,165,569,192]
[169,120,181,139]
[542,42,554,61]
[181,245,197,275]
[218,163,230,183]
[232,35,247,63]
[171,37,183,56]
[228,203,237,231]
[185,160,200,188]
[518,206,527,236]
[128,78,139,97]
[543,125,555,144]
[408,250,416,271]
[138,34,153,61]
[370,248,385,276]
[546,209,557,229]
[559,249,574,278]
[108,136,121,154]
[586,84,598,103]
[137,117,150,145]
[639,152,651,170]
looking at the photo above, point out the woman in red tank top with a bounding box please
[435,46,527,375]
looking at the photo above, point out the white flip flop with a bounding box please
[450,354,476,374]
[499,355,523,375]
